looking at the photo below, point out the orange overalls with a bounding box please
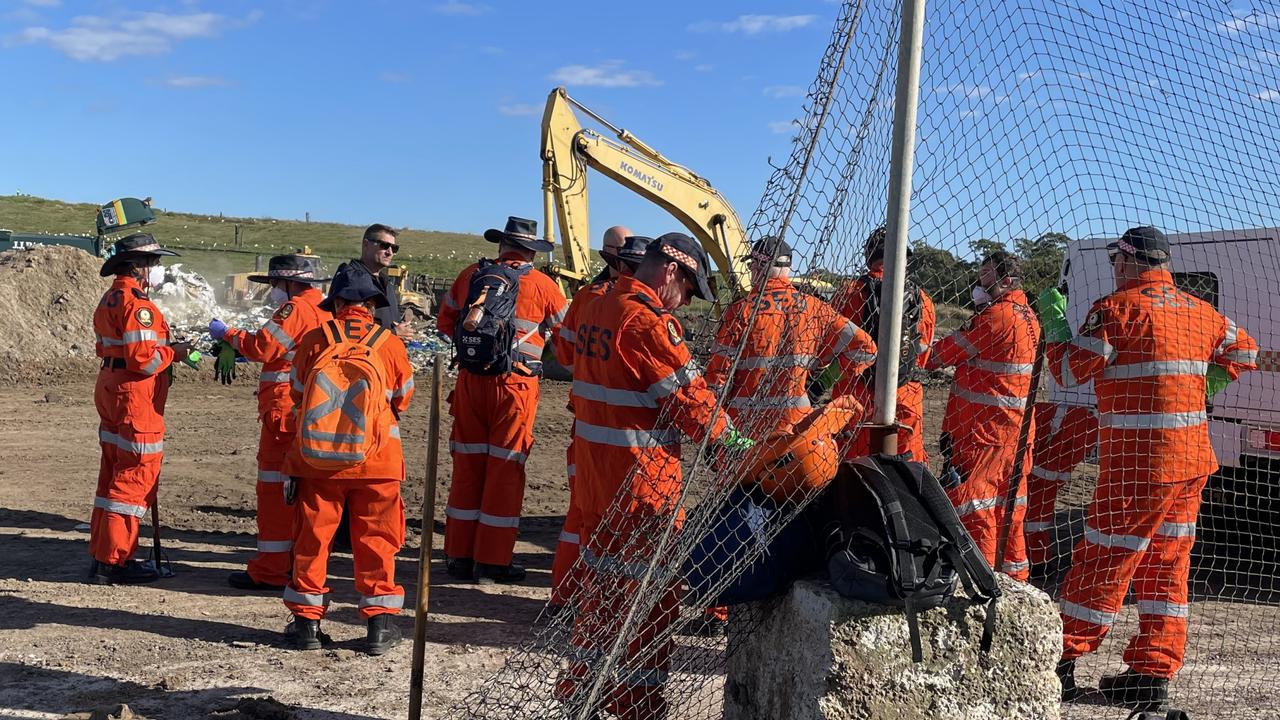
[556,275,732,720]
[1048,269,1258,678]
[705,277,877,438]
[223,286,331,585]
[550,277,612,605]
[437,253,569,567]
[281,306,415,620]
[91,276,175,567]
[1025,400,1097,567]
[832,270,936,461]
[925,289,1040,581]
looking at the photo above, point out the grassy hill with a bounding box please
[0,194,499,283]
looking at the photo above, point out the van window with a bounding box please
[1173,272,1219,309]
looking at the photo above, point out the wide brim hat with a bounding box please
[247,254,330,284]
[100,232,179,277]
[617,235,653,269]
[484,215,554,253]
[652,232,714,301]
[319,264,390,312]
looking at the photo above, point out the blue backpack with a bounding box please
[453,259,531,375]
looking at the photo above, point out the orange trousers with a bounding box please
[1059,474,1206,679]
[945,440,1030,581]
[246,409,295,586]
[284,477,405,620]
[1025,403,1097,566]
[444,371,539,566]
[91,368,168,566]
[551,436,584,605]
[843,382,928,462]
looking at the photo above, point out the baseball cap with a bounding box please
[743,236,793,267]
[1107,226,1171,263]
[649,232,714,301]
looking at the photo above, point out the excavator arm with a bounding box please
[540,86,751,295]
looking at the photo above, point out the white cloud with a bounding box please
[674,50,696,61]
[763,84,804,98]
[549,61,660,88]
[433,1,490,16]
[694,63,713,72]
[1220,10,1280,33]
[498,103,540,117]
[24,0,61,7]
[160,75,229,88]
[1252,89,1280,101]
[689,14,818,35]
[13,10,252,62]
[768,120,798,134]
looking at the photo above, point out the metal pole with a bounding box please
[408,354,445,720]
[871,0,928,454]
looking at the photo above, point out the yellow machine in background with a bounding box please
[539,86,752,296]
[223,246,325,308]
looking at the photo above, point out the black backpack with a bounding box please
[820,455,1001,662]
[856,274,923,387]
[453,259,532,376]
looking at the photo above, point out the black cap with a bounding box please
[863,225,912,263]
[484,216,554,253]
[247,254,330,284]
[743,235,793,267]
[319,263,389,312]
[649,232,714,301]
[1108,226,1171,263]
[99,232,179,277]
[617,235,653,268]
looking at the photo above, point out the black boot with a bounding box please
[474,562,526,585]
[1098,668,1168,711]
[285,616,327,651]
[88,559,160,586]
[227,571,285,591]
[1057,659,1082,702]
[366,614,402,656]
[445,557,475,580]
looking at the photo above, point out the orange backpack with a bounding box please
[297,320,393,471]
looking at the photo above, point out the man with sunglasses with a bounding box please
[336,224,403,335]
[1042,226,1258,709]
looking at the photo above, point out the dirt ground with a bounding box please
[1,370,1278,719]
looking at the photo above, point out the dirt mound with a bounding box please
[59,704,149,720]
[0,246,107,376]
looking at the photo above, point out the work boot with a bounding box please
[88,559,160,586]
[1098,668,1169,711]
[365,614,403,656]
[445,557,474,581]
[1057,659,1082,702]
[474,562,527,585]
[285,616,328,651]
[227,571,285,592]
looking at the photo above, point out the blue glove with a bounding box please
[209,318,229,341]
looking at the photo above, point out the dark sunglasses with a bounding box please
[366,238,399,254]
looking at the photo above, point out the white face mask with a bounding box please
[971,285,993,307]
[268,286,289,306]
[146,264,165,289]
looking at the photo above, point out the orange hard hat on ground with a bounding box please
[735,396,863,502]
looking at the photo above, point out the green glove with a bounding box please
[719,428,757,452]
[1206,364,1232,400]
[182,349,203,370]
[1037,287,1071,344]
[212,341,238,385]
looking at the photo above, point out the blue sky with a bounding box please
[0,0,839,245]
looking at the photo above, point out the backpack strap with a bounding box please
[849,459,922,593]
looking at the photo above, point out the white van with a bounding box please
[1048,229,1280,474]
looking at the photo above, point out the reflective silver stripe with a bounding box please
[573,380,656,408]
[1222,348,1259,365]
[1084,524,1150,552]
[846,351,877,365]
[488,445,528,464]
[444,294,459,310]
[1137,599,1190,618]
[1001,560,1029,573]
[1071,334,1115,361]
[98,335,125,346]
[389,425,401,439]
[1049,406,1067,436]
[450,441,490,455]
[1157,521,1196,538]
[953,333,979,357]
[574,420,679,448]
[734,354,814,369]
[139,351,164,376]
[953,387,1026,409]
[479,512,521,529]
[1060,599,1117,626]
[284,350,296,362]
[284,587,328,606]
[94,496,148,518]
[1101,360,1209,380]
[549,304,569,325]
[966,358,1034,375]
[1218,318,1238,353]
[230,334,243,352]
[830,323,858,354]
[305,430,365,444]
[258,539,293,553]
[581,547,648,579]
[1015,495,1027,507]
[619,667,669,688]
[709,342,735,356]
[559,327,578,344]
[648,361,701,399]
[359,594,405,609]
[1024,520,1054,533]
[517,341,542,358]
[391,377,415,398]
[955,496,1000,517]
[99,429,163,455]
[514,318,540,333]
[445,505,480,521]
[292,379,305,394]
[559,531,580,544]
[1031,466,1072,483]
[301,446,365,463]
[260,371,291,383]
[258,470,289,484]
[260,320,295,350]
[1099,411,1207,430]
[728,395,811,410]
[122,329,159,344]
[918,340,930,353]
[1059,353,1080,388]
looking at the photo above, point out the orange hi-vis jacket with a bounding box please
[927,289,1041,445]
[570,275,733,537]
[94,276,174,377]
[1047,269,1259,482]
[224,287,331,417]
[282,305,415,481]
[438,252,570,373]
[705,278,877,436]
[554,278,613,374]
[832,268,937,397]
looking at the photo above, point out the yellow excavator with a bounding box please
[539,86,752,296]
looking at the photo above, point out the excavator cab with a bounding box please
[96,197,156,238]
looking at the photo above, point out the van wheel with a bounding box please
[1193,462,1280,597]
